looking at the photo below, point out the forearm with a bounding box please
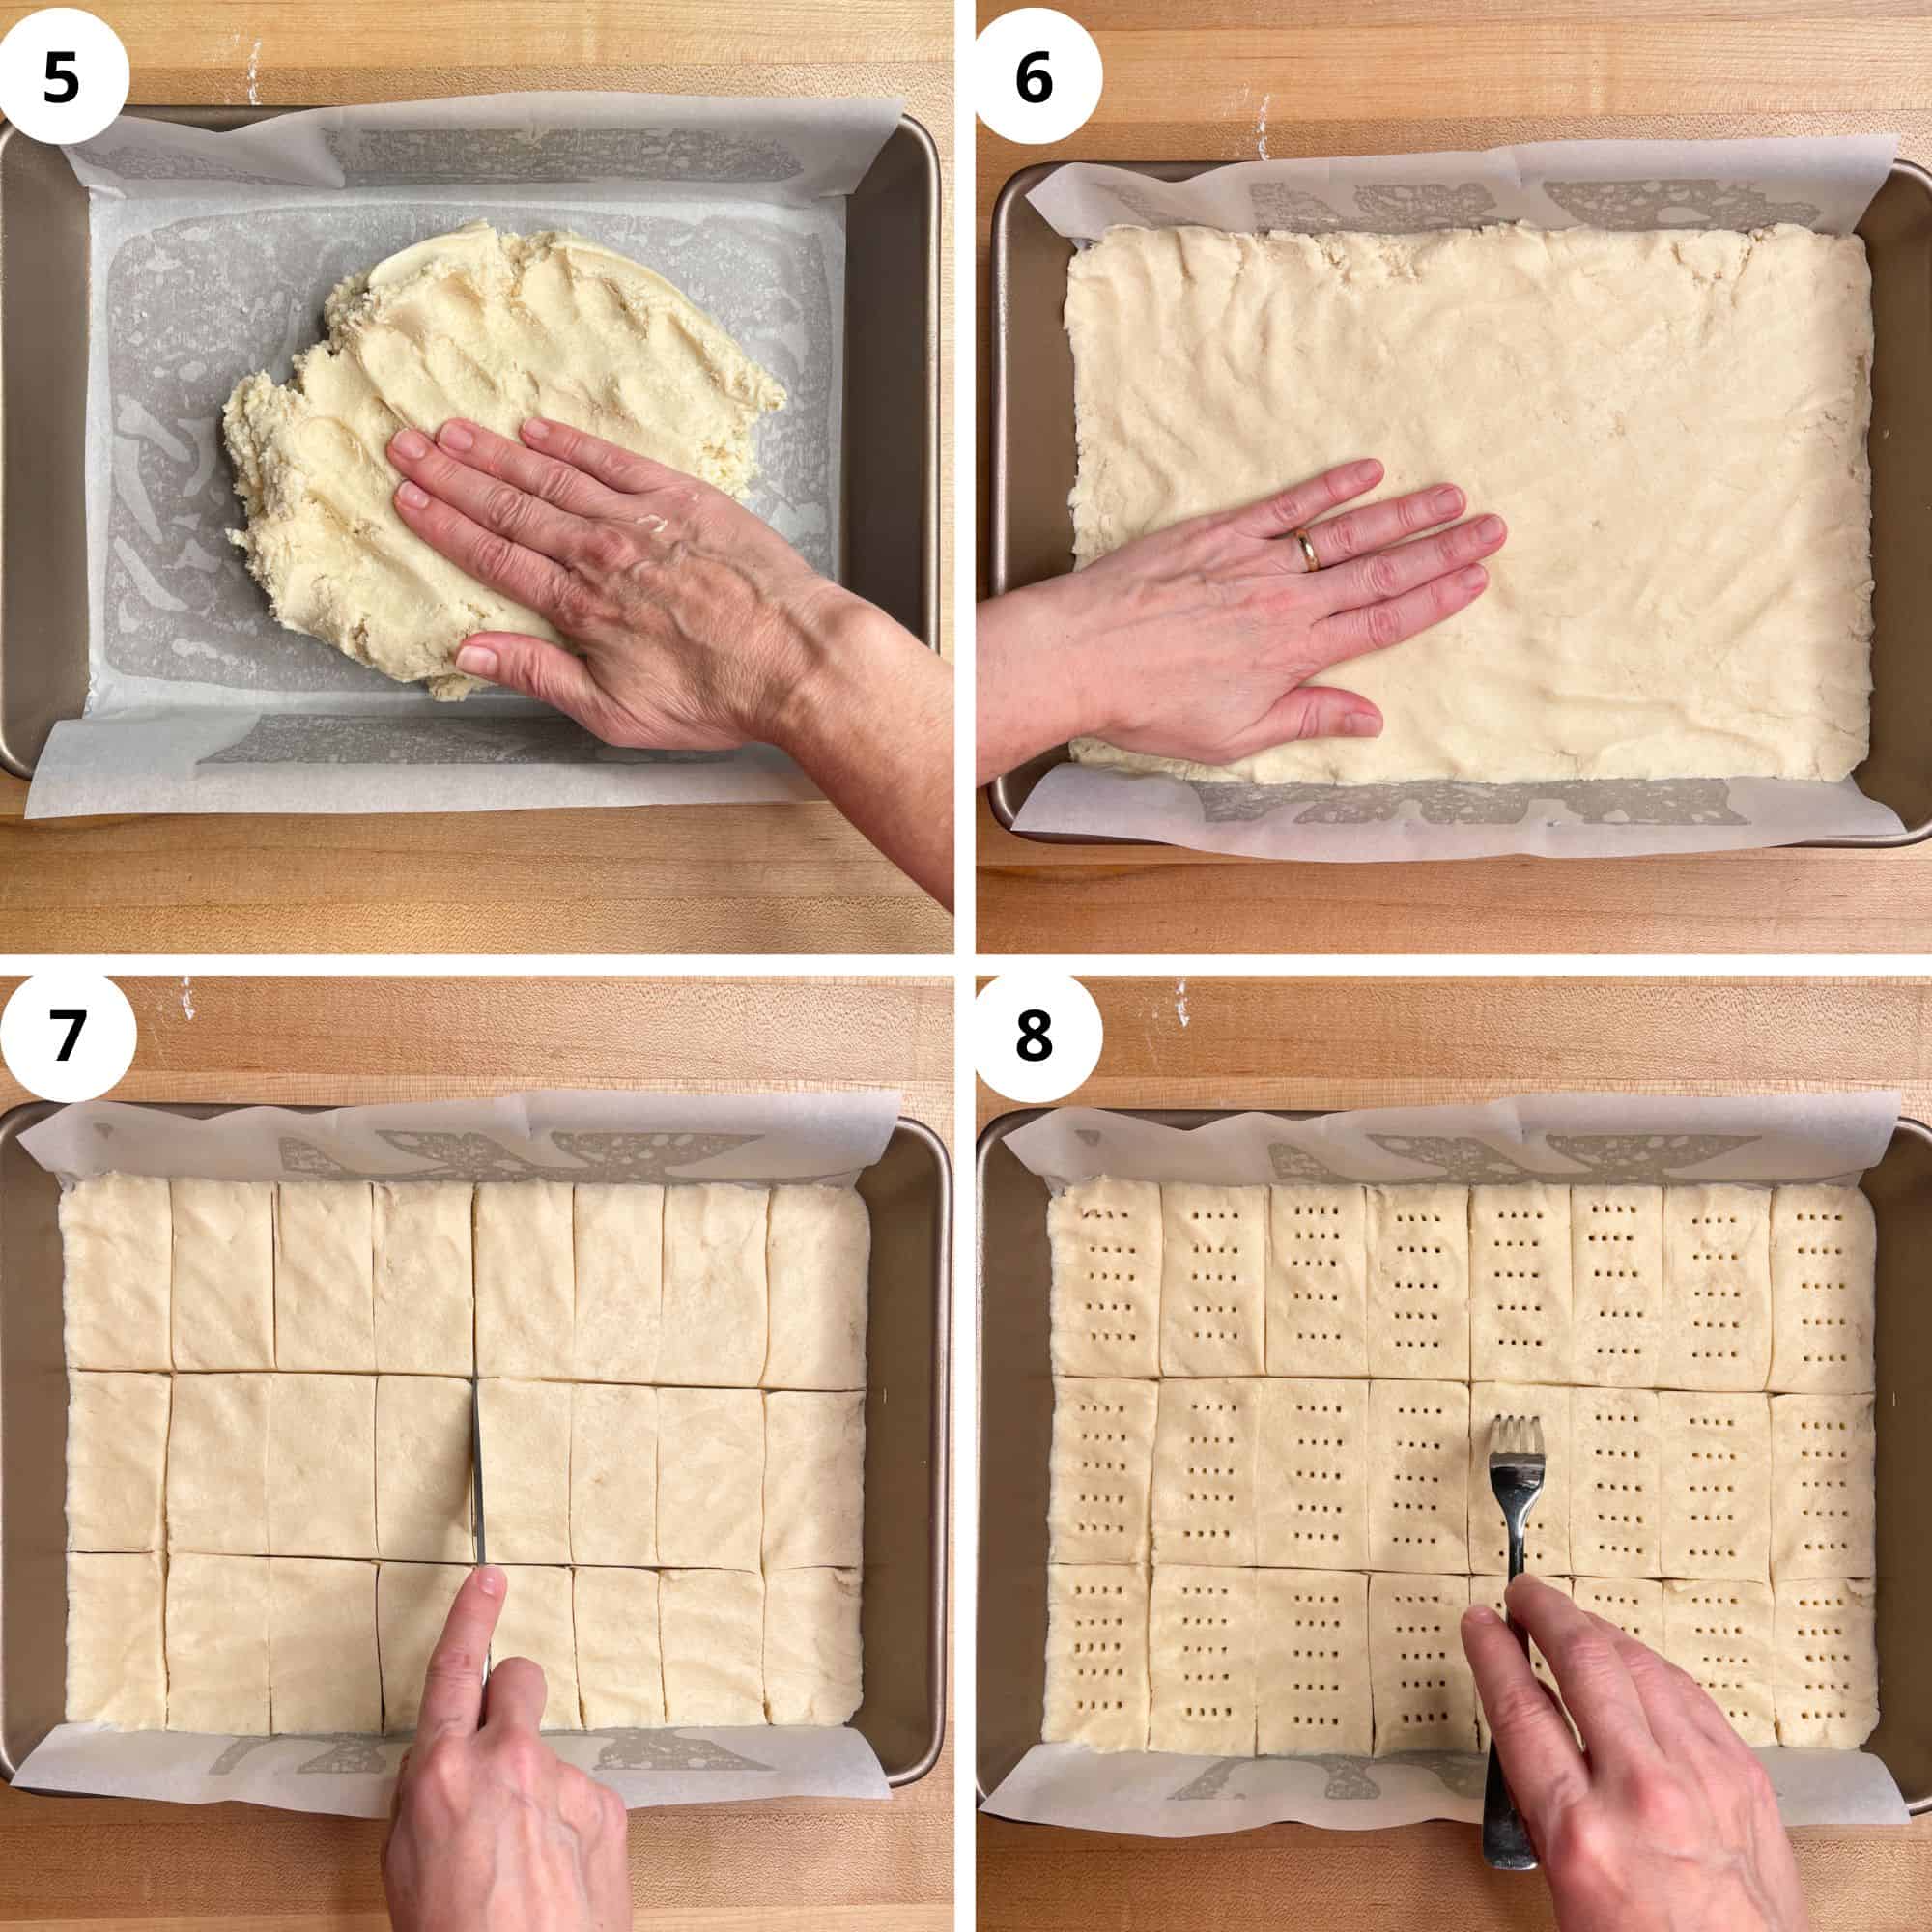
[770,601,954,909]
[975,576,1112,785]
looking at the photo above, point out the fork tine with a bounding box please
[1529,1415,1545,1457]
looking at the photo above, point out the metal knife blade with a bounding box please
[469,1370,488,1568]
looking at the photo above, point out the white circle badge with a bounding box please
[0,9,130,145]
[973,9,1103,147]
[973,973,1104,1104]
[1,973,138,1101]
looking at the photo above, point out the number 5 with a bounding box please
[43,50,79,104]
[50,1009,86,1062]
[1017,49,1053,103]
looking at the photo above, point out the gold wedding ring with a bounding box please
[1291,526,1321,572]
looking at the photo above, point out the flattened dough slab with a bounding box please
[166,1553,270,1734]
[1366,1186,1469,1380]
[1255,1378,1368,1571]
[1662,1185,1773,1391]
[1571,1187,1664,1388]
[1573,1576,1664,1651]
[375,1376,472,1562]
[61,1175,171,1371]
[66,1551,165,1727]
[1265,1184,1368,1378]
[1469,1184,1572,1384]
[269,1373,377,1559]
[660,1185,768,1387]
[1151,1378,1258,1567]
[1660,1391,1771,1582]
[377,1561,469,1733]
[764,1391,865,1569]
[67,1371,169,1551]
[1256,1569,1371,1755]
[657,1385,763,1571]
[1771,1393,1876,1579]
[475,1181,575,1378]
[274,1181,375,1372]
[1048,1177,1161,1378]
[478,1379,573,1564]
[1368,1573,1475,1754]
[167,1372,270,1555]
[764,1185,869,1389]
[1662,1579,1776,1746]
[573,1184,664,1384]
[1159,1184,1265,1377]
[1148,1565,1257,1757]
[270,1557,380,1733]
[575,1566,667,1728]
[570,1382,659,1567]
[661,1569,764,1725]
[492,1564,582,1729]
[1769,1185,1876,1393]
[1048,1376,1157,1566]
[1773,1577,1878,1747]
[763,1567,863,1725]
[171,1179,273,1371]
[373,1182,473,1375]
[1041,1564,1151,1752]
[1571,1388,1661,1578]
[1367,1378,1469,1574]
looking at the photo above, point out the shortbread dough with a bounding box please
[166,1553,270,1734]
[491,1565,582,1730]
[224,222,785,697]
[661,1569,765,1725]
[269,1557,381,1734]
[377,1561,468,1733]
[1065,224,1872,785]
[575,1567,666,1728]
[763,1567,864,1725]
[274,1181,376,1372]
[570,1381,659,1567]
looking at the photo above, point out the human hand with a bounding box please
[383,1566,631,1932]
[975,458,1505,782]
[1463,1576,1806,1932]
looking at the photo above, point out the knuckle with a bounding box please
[1365,600,1406,650]
[581,525,634,572]
[471,531,520,583]
[549,578,600,635]
[483,482,529,533]
[1322,520,1360,563]
[1546,1800,1622,1879]
[535,465,581,508]
[1364,554,1403,601]
[1399,493,1433,531]
[496,1732,550,1783]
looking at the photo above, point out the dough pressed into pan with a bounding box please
[657,1385,763,1571]
[575,1567,666,1728]
[763,1185,870,1390]
[477,1378,573,1564]
[170,1179,274,1371]
[661,1569,765,1725]
[376,1376,474,1563]
[1265,1184,1368,1378]
[569,1382,659,1568]
[1769,1185,1877,1393]
[1064,223,1872,787]
[269,1557,381,1734]
[274,1181,376,1372]
[660,1185,769,1387]
[66,1371,169,1552]
[167,1372,271,1555]
[224,222,784,698]
[1041,1563,1151,1752]
[67,1551,166,1730]
[573,1184,665,1385]
[491,1564,582,1730]
[763,1567,864,1726]
[1048,1376,1158,1566]
[377,1561,469,1734]
[763,1391,866,1570]
[1256,1568,1371,1755]
[1048,1177,1162,1378]
[166,1552,271,1734]
[269,1374,378,1559]
[60,1175,171,1371]
[475,1181,576,1379]
[373,1182,474,1376]
[1159,1183,1266,1376]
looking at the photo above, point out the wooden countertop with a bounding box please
[0,972,953,1929]
[0,0,952,955]
[976,973,1932,1929]
[974,0,1932,954]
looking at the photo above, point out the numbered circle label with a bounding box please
[974,973,1104,1103]
[0,9,130,145]
[1,973,137,1101]
[973,9,1103,146]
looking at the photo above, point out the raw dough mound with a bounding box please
[224,221,786,698]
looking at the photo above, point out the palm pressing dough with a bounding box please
[224,221,786,697]
[1064,224,1872,785]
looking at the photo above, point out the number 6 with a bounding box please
[1017,49,1052,103]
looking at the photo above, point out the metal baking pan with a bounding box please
[0,106,941,777]
[986,157,1932,850]
[975,1105,1932,1810]
[0,1101,951,1792]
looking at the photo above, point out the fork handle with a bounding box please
[1482,1516,1540,1870]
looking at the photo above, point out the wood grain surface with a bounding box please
[0,973,952,1928]
[974,0,1932,954]
[0,0,953,956]
[976,973,1932,1929]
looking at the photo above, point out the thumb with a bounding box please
[1236,683,1381,756]
[454,633,622,738]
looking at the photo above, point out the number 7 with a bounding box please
[50,1009,86,1062]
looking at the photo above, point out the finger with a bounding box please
[522,416,689,497]
[1462,1604,1591,1823]
[1225,458,1385,540]
[1312,561,1492,665]
[413,1564,507,1744]
[479,1654,551,1736]
[434,418,628,518]
[1316,513,1507,617]
[1506,1576,1661,1771]
[1301,484,1465,569]
[389,428,593,563]
[1233,683,1381,758]
[1593,1616,1745,1765]
[454,634,625,740]
[392,480,578,617]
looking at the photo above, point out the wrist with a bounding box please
[753,584,916,760]
[977,572,1122,779]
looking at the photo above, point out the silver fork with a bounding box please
[1483,1412,1546,1872]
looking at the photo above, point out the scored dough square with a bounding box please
[763,1567,863,1725]
[570,1382,658,1567]
[1160,1184,1266,1376]
[474,1180,575,1378]
[1471,1575,1572,1749]
[764,1184,869,1389]
[573,1184,663,1385]
[66,1551,165,1728]
[763,1391,865,1570]
[171,1179,273,1371]
[1366,1186,1469,1380]
[268,1373,377,1558]
[1048,1177,1161,1378]
[166,1372,270,1554]
[269,1557,380,1733]
[1255,1378,1368,1571]
[273,1181,375,1372]
[1663,1186,1773,1391]
[1468,1383,1571,1575]
[375,1376,473,1562]
[660,1184,769,1387]
[575,1566,667,1728]
[61,1174,171,1370]
[377,1561,469,1733]
[1049,1377,1158,1566]
[657,1386,763,1570]
[1368,1573,1476,1754]
[478,1378,573,1563]
[1571,1389,1662,1577]
[1265,1184,1368,1378]
[494,1565,582,1729]
[1773,1577,1878,1748]
[1470,1184,1572,1384]
[661,1569,764,1725]
[1041,1564,1151,1752]
[1660,1392,1771,1582]
[1771,1393,1876,1579]
[1151,1378,1258,1567]
[1256,1568,1371,1755]
[1367,1378,1469,1574]
[1770,1185,1877,1394]
[1662,1579,1776,1746]
[166,1553,270,1734]
[1573,1576,1665,1651]
[372,1182,473,1375]
[1149,1565,1258,1757]
[1571,1186,1664,1387]
[67,1371,169,1551]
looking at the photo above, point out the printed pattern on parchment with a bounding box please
[1365,1132,1762,1185]
[1247,185,1349,232]
[593,1731,774,1772]
[76,142,295,186]
[1167,1747,1481,1802]
[1351,183,1498,230]
[103,206,836,695]
[1542,179,1822,230]
[1267,1144,1350,1183]
[277,1129,758,1183]
[327,128,802,186]
[1191,779,1749,829]
[208,1734,398,1775]
[202,715,733,768]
